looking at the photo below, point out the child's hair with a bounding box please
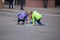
[26,10,33,21]
[29,11,33,20]
[30,11,33,15]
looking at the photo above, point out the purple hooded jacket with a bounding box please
[17,11,28,22]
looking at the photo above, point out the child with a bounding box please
[17,11,30,25]
[30,11,43,25]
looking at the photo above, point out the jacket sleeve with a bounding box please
[32,14,35,24]
[17,13,21,16]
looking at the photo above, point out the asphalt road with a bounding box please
[0,11,60,40]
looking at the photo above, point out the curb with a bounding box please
[0,8,60,14]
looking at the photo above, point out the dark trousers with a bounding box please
[17,18,25,24]
[43,0,48,8]
[20,1,24,9]
[30,18,42,25]
[9,2,13,9]
[36,19,42,25]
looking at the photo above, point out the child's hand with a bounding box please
[32,24,34,26]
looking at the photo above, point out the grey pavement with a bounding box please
[0,10,60,40]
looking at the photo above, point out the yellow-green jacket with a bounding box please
[32,11,43,24]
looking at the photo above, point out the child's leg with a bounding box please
[21,17,25,24]
[17,18,20,24]
[22,20,25,24]
[37,19,42,25]
[30,18,36,24]
[30,20,36,24]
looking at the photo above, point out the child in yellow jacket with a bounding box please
[30,11,43,25]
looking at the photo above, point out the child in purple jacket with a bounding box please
[17,11,29,25]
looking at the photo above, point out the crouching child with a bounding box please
[17,11,29,25]
[30,11,43,26]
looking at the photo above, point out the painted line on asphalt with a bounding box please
[43,14,60,16]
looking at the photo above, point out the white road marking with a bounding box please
[43,14,60,16]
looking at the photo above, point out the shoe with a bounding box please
[30,22,32,24]
[21,9,24,10]
[21,23,24,25]
[17,23,20,25]
[40,24,45,26]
